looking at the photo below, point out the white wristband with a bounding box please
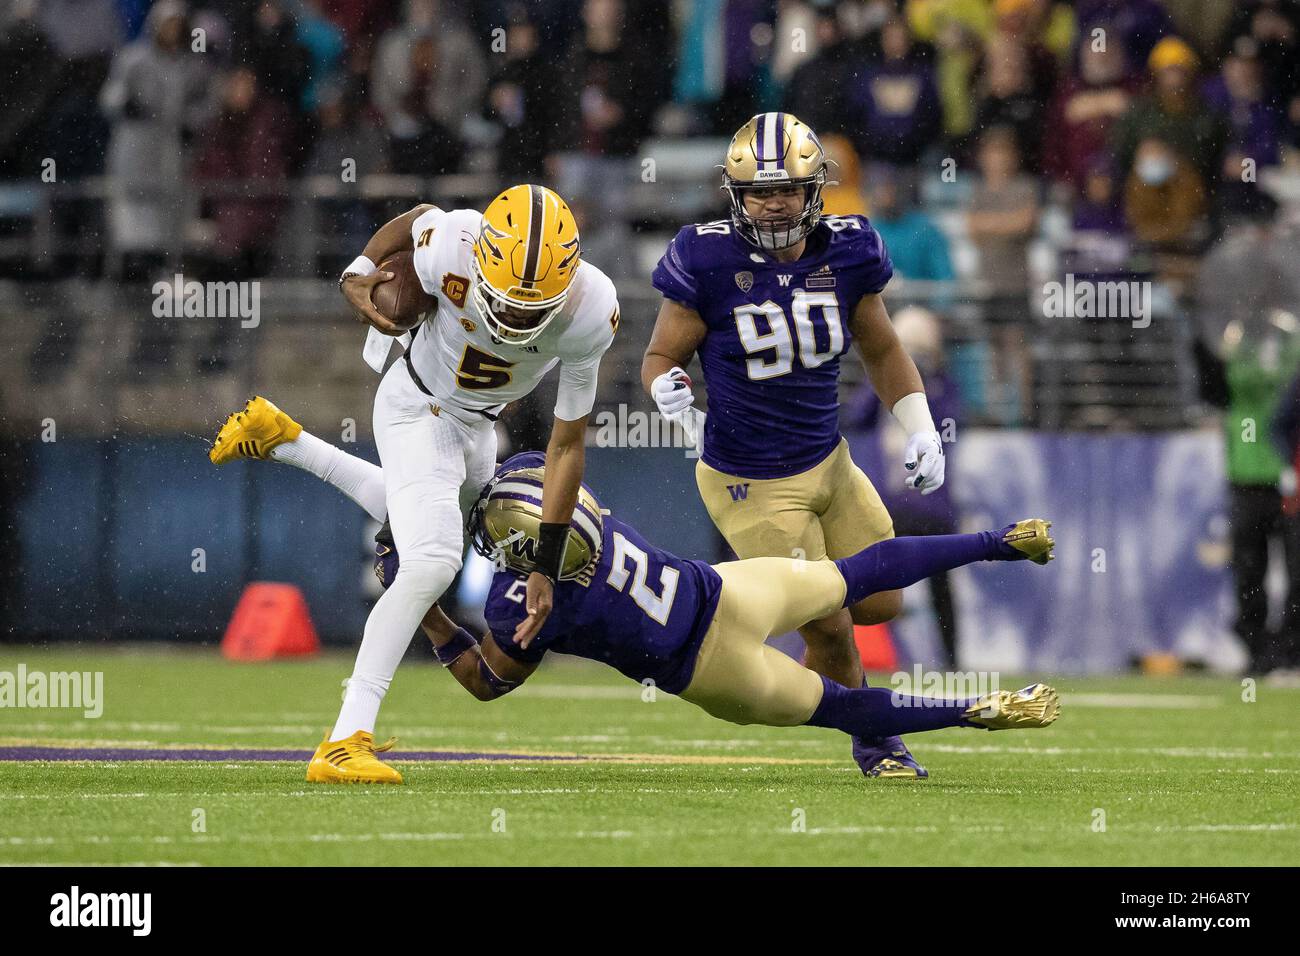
[891,391,936,435]
[341,255,377,282]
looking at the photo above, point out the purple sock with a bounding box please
[806,676,977,737]
[833,531,1012,608]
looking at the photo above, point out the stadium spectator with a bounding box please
[483,3,553,181]
[845,14,942,170]
[1042,39,1136,189]
[1204,38,1285,217]
[313,0,400,49]
[370,0,486,174]
[1196,192,1300,673]
[973,30,1045,173]
[33,0,123,177]
[865,163,956,288]
[1071,158,1127,238]
[305,77,389,273]
[193,66,291,278]
[99,0,214,278]
[1110,36,1228,186]
[906,0,989,145]
[782,3,853,136]
[548,0,661,276]
[672,0,773,133]
[988,0,1059,103]
[0,3,61,180]
[1073,0,1174,74]
[965,125,1039,422]
[295,0,348,114]
[966,126,1038,300]
[1220,0,1300,121]
[771,0,822,92]
[1122,136,1208,254]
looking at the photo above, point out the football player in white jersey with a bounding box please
[209,185,620,784]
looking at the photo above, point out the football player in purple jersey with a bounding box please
[642,112,948,778]
[373,453,1060,763]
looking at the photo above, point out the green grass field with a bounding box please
[1,646,1297,866]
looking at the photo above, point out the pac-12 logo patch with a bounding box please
[442,273,469,308]
[460,317,476,333]
[735,271,753,293]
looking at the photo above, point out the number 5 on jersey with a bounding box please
[456,344,515,390]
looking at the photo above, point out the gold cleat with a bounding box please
[209,396,302,465]
[1003,518,1054,565]
[963,683,1060,730]
[305,730,404,785]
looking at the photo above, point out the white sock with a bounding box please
[270,430,387,522]
[332,677,387,742]
[329,557,458,740]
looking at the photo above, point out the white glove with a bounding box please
[903,430,945,495]
[651,367,695,421]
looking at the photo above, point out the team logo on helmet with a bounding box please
[468,466,603,581]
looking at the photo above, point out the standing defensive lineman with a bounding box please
[642,113,946,779]
[210,185,619,784]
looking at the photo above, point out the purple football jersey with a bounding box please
[484,514,724,694]
[652,215,894,479]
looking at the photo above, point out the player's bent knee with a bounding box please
[849,589,901,626]
[390,556,460,603]
[799,612,853,650]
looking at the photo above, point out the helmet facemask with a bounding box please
[469,256,566,347]
[724,170,827,251]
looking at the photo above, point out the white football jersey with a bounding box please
[394,206,618,421]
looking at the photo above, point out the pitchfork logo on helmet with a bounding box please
[468,466,603,581]
[723,112,828,251]
[471,184,581,346]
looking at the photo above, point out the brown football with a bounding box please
[371,250,436,332]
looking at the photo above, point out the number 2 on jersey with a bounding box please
[733,289,844,381]
[606,532,679,625]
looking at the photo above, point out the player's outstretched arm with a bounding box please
[642,299,707,419]
[340,203,439,335]
[419,605,537,701]
[850,293,945,494]
[516,414,588,647]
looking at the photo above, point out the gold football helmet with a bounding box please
[472,184,581,346]
[723,112,828,250]
[468,466,604,581]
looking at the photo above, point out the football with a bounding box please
[371,250,435,332]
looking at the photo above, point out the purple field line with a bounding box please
[0,746,582,763]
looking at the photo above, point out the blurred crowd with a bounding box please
[3,0,1300,282]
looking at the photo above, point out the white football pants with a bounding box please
[332,359,497,739]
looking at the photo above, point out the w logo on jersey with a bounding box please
[777,275,792,287]
[726,483,751,501]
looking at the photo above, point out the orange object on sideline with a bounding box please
[854,623,899,672]
[221,582,321,660]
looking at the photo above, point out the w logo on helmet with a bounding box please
[508,529,538,562]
